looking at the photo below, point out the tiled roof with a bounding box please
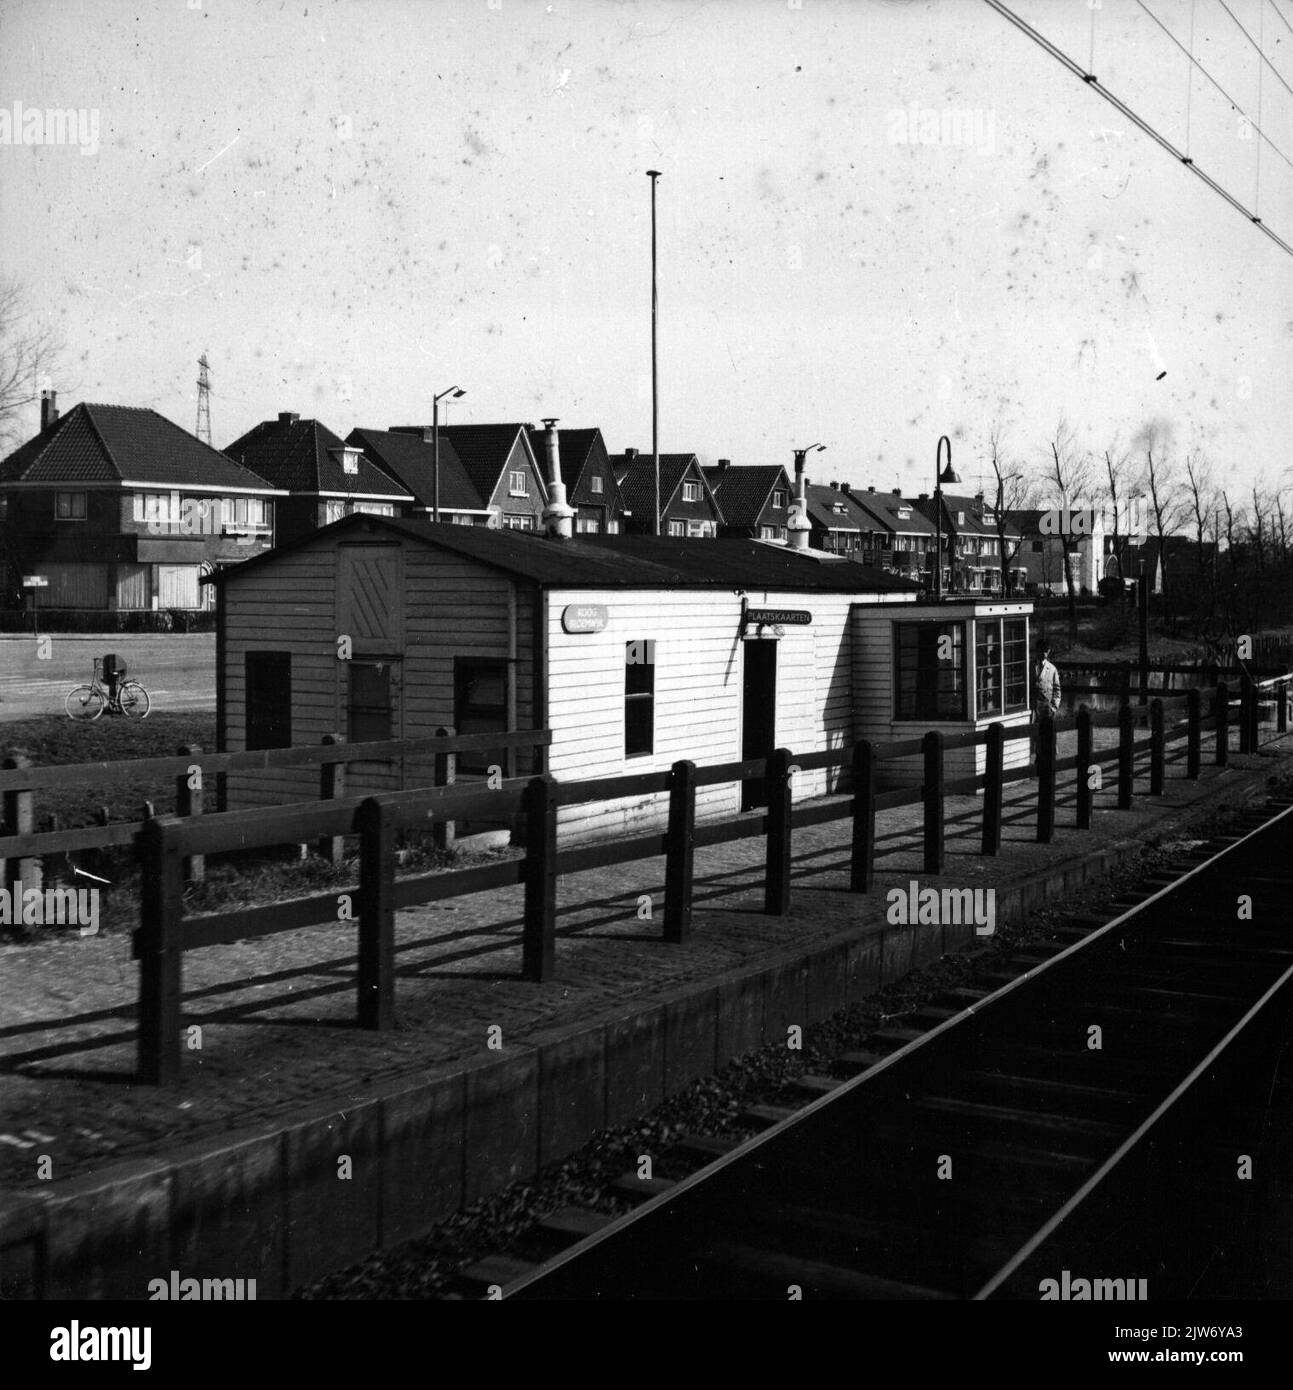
[0,403,278,491]
[224,417,412,499]
[433,423,539,503]
[701,465,789,527]
[850,489,938,536]
[345,428,482,511]
[803,484,871,533]
[215,513,923,594]
[610,453,722,522]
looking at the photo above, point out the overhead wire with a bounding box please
[983,0,1293,257]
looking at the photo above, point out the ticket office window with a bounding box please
[894,621,966,720]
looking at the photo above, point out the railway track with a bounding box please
[488,797,1293,1300]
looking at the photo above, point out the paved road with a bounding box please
[0,634,215,722]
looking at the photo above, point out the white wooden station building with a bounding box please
[212,426,1033,841]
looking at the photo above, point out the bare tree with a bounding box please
[0,276,63,451]
[1044,418,1093,637]
[1142,445,1187,616]
[1101,437,1135,587]
[1183,449,1217,624]
[986,422,1036,596]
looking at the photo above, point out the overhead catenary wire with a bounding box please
[1218,0,1293,101]
[1133,0,1293,174]
[984,0,1293,258]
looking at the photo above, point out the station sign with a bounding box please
[21,576,48,587]
[746,608,811,626]
[562,603,608,634]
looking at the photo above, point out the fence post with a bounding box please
[764,748,794,915]
[1238,675,1254,754]
[1119,660,1131,708]
[137,813,184,1086]
[433,726,456,851]
[850,740,876,890]
[317,734,346,863]
[0,754,40,898]
[1215,682,1229,767]
[664,759,697,943]
[1150,700,1164,795]
[175,743,205,883]
[923,731,944,874]
[981,724,1003,855]
[1037,716,1056,843]
[356,796,395,1030]
[522,774,558,981]
[1118,704,1134,809]
[1187,688,1201,779]
[1075,706,1092,829]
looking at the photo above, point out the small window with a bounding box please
[504,513,535,531]
[55,491,86,520]
[455,657,508,774]
[348,661,394,744]
[667,519,685,537]
[509,470,528,496]
[625,640,655,757]
[772,489,787,509]
[246,652,291,749]
[687,520,706,537]
[682,480,701,502]
[591,475,604,495]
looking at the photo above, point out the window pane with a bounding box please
[976,619,1002,716]
[1003,618,1028,711]
[625,640,655,755]
[894,622,965,720]
[246,652,292,749]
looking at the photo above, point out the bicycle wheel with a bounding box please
[66,685,106,720]
[119,681,151,719]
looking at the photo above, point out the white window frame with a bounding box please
[508,470,528,497]
[682,480,701,502]
[590,475,604,495]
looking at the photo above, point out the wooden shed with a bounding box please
[212,515,932,842]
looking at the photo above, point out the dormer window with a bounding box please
[896,506,911,520]
[957,510,966,525]
[332,446,362,476]
[772,489,787,509]
[591,475,604,495]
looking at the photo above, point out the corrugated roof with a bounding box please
[225,417,412,499]
[215,512,923,593]
[0,403,278,490]
[345,427,481,511]
[702,465,789,527]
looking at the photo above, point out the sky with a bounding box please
[1,0,1290,507]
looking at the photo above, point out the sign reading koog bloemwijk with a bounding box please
[562,603,608,634]
[746,608,811,626]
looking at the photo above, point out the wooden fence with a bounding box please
[128,672,1292,1085]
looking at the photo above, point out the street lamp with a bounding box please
[933,434,961,600]
[789,444,825,548]
[433,385,465,523]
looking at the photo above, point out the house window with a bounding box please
[508,470,528,496]
[667,519,685,537]
[454,657,508,774]
[325,500,348,523]
[591,475,604,494]
[504,513,535,531]
[894,621,966,720]
[974,617,1029,718]
[687,520,708,538]
[245,652,292,749]
[576,516,601,534]
[625,640,655,757]
[759,525,778,540]
[682,480,701,502]
[55,491,86,520]
[341,448,360,475]
[772,489,787,509]
[348,661,395,744]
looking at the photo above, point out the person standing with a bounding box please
[1035,645,1062,719]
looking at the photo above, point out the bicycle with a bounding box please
[65,658,151,721]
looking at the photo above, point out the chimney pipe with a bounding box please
[40,389,58,431]
[540,417,574,540]
[717,458,731,470]
[624,447,639,461]
[278,411,299,426]
[788,464,811,550]
[841,482,851,495]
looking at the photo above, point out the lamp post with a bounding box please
[933,434,961,600]
[789,443,825,549]
[647,170,662,536]
[433,385,465,523]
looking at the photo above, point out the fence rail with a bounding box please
[125,672,1292,1084]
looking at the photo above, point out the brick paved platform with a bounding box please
[1,730,1287,1298]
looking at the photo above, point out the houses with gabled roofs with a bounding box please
[610,448,724,537]
[346,421,548,530]
[847,484,939,581]
[701,461,794,541]
[0,392,282,614]
[225,412,413,546]
[526,426,628,535]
